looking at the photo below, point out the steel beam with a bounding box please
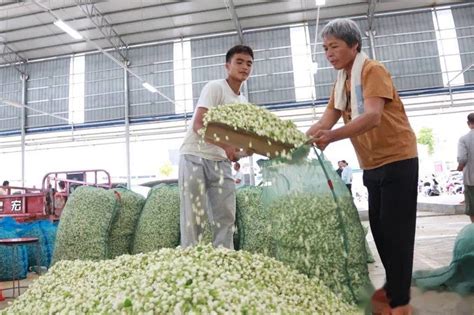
[75,0,128,62]
[224,0,244,44]
[367,0,378,30]
[0,41,27,76]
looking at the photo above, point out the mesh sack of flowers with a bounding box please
[0,218,28,281]
[133,184,216,254]
[132,184,181,254]
[236,186,273,255]
[108,188,146,258]
[1,244,359,314]
[52,186,119,262]
[19,220,57,269]
[261,152,372,304]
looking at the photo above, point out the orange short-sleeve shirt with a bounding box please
[328,59,418,170]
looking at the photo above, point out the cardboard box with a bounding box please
[204,122,295,158]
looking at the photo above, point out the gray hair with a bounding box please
[321,18,362,52]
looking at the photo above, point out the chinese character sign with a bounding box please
[11,200,22,212]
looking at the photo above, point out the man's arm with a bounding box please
[306,107,341,138]
[193,107,239,161]
[312,97,384,150]
[457,137,467,171]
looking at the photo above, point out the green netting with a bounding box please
[132,184,181,254]
[0,218,28,281]
[260,148,372,305]
[19,220,58,269]
[413,223,474,295]
[363,226,375,264]
[236,186,273,255]
[108,188,146,258]
[52,186,119,262]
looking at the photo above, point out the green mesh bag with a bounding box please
[260,147,372,305]
[108,188,146,258]
[132,184,213,254]
[236,186,273,255]
[413,223,474,295]
[53,186,119,262]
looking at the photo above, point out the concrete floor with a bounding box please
[1,213,474,313]
[366,213,474,315]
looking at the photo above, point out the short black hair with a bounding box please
[226,45,254,63]
[468,113,474,124]
[2,180,9,186]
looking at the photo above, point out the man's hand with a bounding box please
[224,146,240,162]
[312,130,335,151]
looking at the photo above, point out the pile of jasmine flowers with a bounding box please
[2,245,359,314]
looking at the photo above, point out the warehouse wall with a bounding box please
[452,6,474,84]
[26,58,70,128]
[127,44,175,118]
[0,4,472,134]
[0,67,22,132]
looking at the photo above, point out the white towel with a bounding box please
[334,52,368,119]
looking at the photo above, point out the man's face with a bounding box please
[323,36,358,71]
[338,161,344,168]
[226,53,253,82]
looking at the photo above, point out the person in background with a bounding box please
[341,160,353,194]
[457,112,474,223]
[179,45,254,250]
[0,180,10,195]
[233,162,244,189]
[336,160,344,177]
[306,18,418,315]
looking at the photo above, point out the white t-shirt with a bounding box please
[341,166,353,185]
[180,79,248,161]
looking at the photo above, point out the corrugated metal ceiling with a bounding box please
[0,0,468,64]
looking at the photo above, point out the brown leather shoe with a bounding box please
[371,288,390,315]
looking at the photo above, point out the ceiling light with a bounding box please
[54,19,83,40]
[316,0,326,6]
[142,82,158,93]
[1,98,22,108]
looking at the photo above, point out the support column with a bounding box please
[123,63,131,189]
[20,74,28,187]
[241,82,255,186]
[367,29,377,60]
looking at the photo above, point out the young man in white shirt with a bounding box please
[179,45,254,249]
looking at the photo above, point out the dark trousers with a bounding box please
[346,184,352,194]
[363,158,418,308]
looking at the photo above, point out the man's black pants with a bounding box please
[363,157,418,308]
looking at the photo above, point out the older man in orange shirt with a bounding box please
[307,18,418,315]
